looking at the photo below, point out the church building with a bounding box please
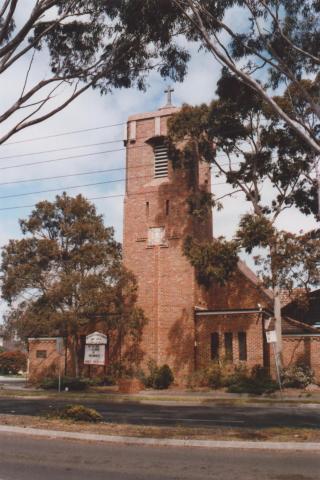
[27,90,320,385]
[122,89,320,384]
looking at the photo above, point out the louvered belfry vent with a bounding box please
[154,143,168,178]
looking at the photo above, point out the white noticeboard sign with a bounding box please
[84,344,105,366]
[266,330,277,344]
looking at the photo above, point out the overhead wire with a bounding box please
[1,122,125,146]
[0,139,125,161]
[0,171,228,200]
[0,140,242,171]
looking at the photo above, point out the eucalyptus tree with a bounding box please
[168,71,319,362]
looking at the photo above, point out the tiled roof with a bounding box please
[282,289,320,327]
[282,315,320,335]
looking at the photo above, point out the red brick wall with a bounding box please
[196,313,266,371]
[123,107,212,380]
[28,339,64,383]
[209,270,271,310]
[282,336,320,383]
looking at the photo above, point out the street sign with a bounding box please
[264,317,272,330]
[84,344,105,365]
[56,337,64,353]
[266,330,277,344]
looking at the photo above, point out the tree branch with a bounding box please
[174,0,320,154]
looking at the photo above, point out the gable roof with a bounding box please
[237,260,273,303]
[282,289,320,327]
[282,315,320,335]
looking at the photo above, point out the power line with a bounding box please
[0,147,125,171]
[0,139,125,161]
[2,122,125,146]
[0,161,236,188]
[0,173,227,200]
[0,166,127,187]
[0,142,238,171]
[0,179,126,200]
[0,177,229,209]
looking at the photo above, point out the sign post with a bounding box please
[56,337,64,393]
[266,330,283,399]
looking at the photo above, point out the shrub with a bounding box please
[281,364,315,389]
[143,360,174,389]
[50,404,103,422]
[154,365,174,389]
[87,376,116,387]
[0,350,27,374]
[187,368,212,389]
[205,363,223,388]
[227,365,278,395]
[187,361,237,389]
[40,376,89,391]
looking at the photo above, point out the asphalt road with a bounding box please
[0,397,320,429]
[0,432,320,480]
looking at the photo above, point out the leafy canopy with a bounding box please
[1,193,146,351]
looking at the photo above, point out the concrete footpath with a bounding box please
[0,424,319,451]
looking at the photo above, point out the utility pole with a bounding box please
[317,160,320,221]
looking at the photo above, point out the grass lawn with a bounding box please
[0,413,319,443]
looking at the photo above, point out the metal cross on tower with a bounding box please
[164,85,174,106]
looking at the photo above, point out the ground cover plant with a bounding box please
[40,376,90,391]
[47,404,103,423]
[281,364,315,389]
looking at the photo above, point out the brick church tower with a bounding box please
[123,89,213,379]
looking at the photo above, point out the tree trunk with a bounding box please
[69,336,79,378]
[273,285,282,368]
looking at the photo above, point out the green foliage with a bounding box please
[281,364,315,389]
[183,236,239,287]
[143,360,174,390]
[237,215,275,253]
[50,404,103,423]
[0,350,27,375]
[187,361,235,389]
[0,1,190,144]
[169,68,319,296]
[227,365,278,395]
[188,363,277,395]
[1,194,146,376]
[40,376,89,391]
[187,191,219,222]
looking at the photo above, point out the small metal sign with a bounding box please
[266,330,277,344]
[56,337,64,354]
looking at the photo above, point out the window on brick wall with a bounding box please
[224,332,233,361]
[165,199,170,216]
[154,143,168,178]
[238,331,247,361]
[210,332,219,360]
[36,350,47,359]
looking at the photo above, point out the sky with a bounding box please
[0,3,318,323]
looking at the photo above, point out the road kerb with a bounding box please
[0,424,320,451]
